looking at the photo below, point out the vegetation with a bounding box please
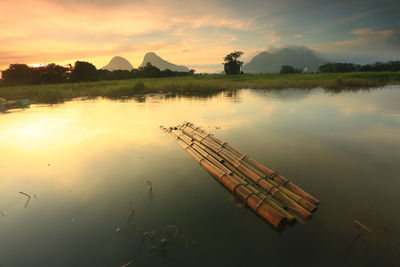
[318,61,400,73]
[279,65,302,74]
[1,61,194,86]
[0,72,399,103]
[70,61,99,82]
[223,51,244,75]
[2,63,70,84]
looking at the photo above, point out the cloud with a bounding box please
[266,45,315,53]
[0,0,261,72]
[0,0,399,72]
[264,32,282,43]
[349,27,400,47]
[311,27,400,63]
[310,10,375,34]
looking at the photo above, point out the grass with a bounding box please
[1,72,399,103]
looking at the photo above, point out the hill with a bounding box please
[102,56,134,71]
[243,47,329,73]
[140,52,189,72]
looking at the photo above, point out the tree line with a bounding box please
[221,51,400,75]
[1,61,195,85]
[279,61,400,74]
[2,52,399,85]
[317,61,400,73]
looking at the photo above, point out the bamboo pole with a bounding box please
[183,122,320,205]
[189,135,295,221]
[165,128,286,229]
[169,129,296,222]
[195,140,295,221]
[222,161,297,222]
[226,154,317,213]
[176,128,312,220]
[178,127,313,219]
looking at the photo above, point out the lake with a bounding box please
[1,87,399,267]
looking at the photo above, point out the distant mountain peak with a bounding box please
[142,52,162,62]
[243,46,329,73]
[145,52,157,56]
[102,56,134,71]
[140,52,189,72]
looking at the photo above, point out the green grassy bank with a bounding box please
[1,72,399,103]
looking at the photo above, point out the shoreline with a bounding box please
[1,72,399,103]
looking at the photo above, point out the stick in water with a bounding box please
[353,219,372,232]
[19,191,31,198]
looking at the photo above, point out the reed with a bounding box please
[1,71,399,103]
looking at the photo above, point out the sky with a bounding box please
[0,0,399,73]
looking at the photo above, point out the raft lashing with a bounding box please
[161,122,319,229]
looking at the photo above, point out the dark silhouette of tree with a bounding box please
[1,60,195,86]
[36,63,70,83]
[223,51,243,75]
[318,61,400,73]
[360,61,400,72]
[139,62,162,78]
[98,66,194,80]
[163,69,174,77]
[97,69,113,80]
[130,68,141,78]
[70,61,99,82]
[318,63,361,73]
[2,63,70,84]
[2,64,34,84]
[279,65,302,74]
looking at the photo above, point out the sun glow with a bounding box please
[29,63,47,68]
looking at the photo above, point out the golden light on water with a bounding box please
[0,96,242,155]
[0,95,252,200]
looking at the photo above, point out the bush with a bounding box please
[280,65,302,74]
[132,80,145,92]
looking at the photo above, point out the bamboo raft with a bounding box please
[161,122,319,229]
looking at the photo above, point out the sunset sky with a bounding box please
[0,0,399,73]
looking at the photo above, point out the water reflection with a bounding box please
[0,87,400,266]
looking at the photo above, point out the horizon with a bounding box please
[1,0,399,73]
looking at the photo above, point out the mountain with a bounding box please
[140,52,190,72]
[102,56,134,71]
[243,47,329,73]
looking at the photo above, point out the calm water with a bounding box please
[1,87,400,267]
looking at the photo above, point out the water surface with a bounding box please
[1,87,400,266]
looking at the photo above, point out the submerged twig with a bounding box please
[353,219,373,233]
[19,191,31,198]
[165,225,179,237]
[121,260,133,267]
[345,232,362,256]
[146,180,152,192]
[143,231,158,241]
[150,238,168,252]
[24,197,31,208]
[126,203,136,224]
[346,219,372,256]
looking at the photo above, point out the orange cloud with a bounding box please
[0,0,257,72]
